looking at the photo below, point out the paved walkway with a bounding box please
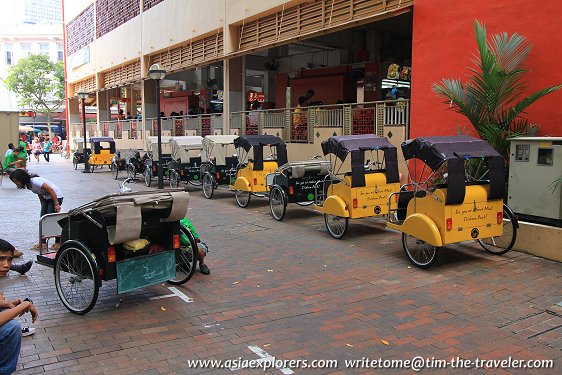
[0,155,560,374]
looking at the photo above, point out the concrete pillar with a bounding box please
[97,90,111,123]
[225,56,243,135]
[67,97,80,142]
[142,79,158,133]
[125,86,134,117]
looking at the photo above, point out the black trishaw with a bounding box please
[200,135,238,199]
[266,159,330,221]
[37,190,197,314]
[386,135,518,268]
[72,140,87,170]
[167,136,204,188]
[144,136,173,187]
[230,135,288,207]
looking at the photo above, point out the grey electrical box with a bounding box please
[508,137,562,227]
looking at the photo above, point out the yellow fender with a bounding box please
[401,213,443,247]
[322,196,350,218]
[233,177,251,192]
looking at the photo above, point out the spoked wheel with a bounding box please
[127,164,136,179]
[168,227,197,285]
[402,233,440,269]
[54,244,100,315]
[73,157,78,170]
[324,214,348,239]
[235,190,251,208]
[188,176,202,187]
[169,170,180,188]
[144,167,152,187]
[269,185,287,221]
[478,204,517,255]
[111,162,118,180]
[202,173,214,199]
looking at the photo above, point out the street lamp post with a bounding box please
[77,91,89,173]
[148,64,167,189]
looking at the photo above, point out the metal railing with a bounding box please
[145,115,225,137]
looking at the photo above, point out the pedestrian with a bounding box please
[31,138,42,163]
[9,169,64,250]
[4,143,14,158]
[0,238,39,375]
[41,138,52,162]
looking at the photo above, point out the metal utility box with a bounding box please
[508,137,562,227]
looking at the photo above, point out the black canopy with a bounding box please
[321,135,400,187]
[321,135,396,160]
[402,136,505,204]
[234,135,288,170]
[90,137,115,143]
[401,135,501,170]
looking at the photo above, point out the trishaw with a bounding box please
[386,135,518,268]
[314,135,401,239]
[72,140,87,170]
[230,135,288,207]
[167,136,204,188]
[266,159,330,221]
[200,135,238,199]
[37,188,197,314]
[144,136,172,187]
[110,150,128,180]
[111,149,148,180]
[87,137,116,172]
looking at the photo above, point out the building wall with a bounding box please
[410,0,562,137]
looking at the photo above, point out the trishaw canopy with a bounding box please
[234,135,288,170]
[169,136,203,163]
[321,135,400,187]
[202,135,237,165]
[89,137,115,143]
[401,136,505,204]
[145,136,172,154]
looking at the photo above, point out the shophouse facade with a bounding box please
[63,0,561,160]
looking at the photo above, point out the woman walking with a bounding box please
[9,169,64,250]
[41,138,52,162]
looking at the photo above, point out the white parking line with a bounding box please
[168,286,194,303]
[230,345,294,374]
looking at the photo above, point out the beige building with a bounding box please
[64,0,413,159]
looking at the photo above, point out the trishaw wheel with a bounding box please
[269,186,286,221]
[169,170,180,188]
[73,157,78,170]
[54,244,100,315]
[127,164,136,179]
[402,233,439,269]
[89,163,95,173]
[235,190,251,208]
[324,214,348,239]
[111,162,118,180]
[478,204,517,255]
[168,226,197,285]
[202,173,214,199]
[144,168,152,187]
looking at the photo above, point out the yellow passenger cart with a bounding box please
[386,135,518,268]
[230,135,288,207]
[315,135,401,239]
[87,137,115,172]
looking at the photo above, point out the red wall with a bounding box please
[410,0,562,137]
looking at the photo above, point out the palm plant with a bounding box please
[433,20,562,161]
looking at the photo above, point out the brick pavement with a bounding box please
[0,155,560,374]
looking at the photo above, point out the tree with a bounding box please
[3,54,65,140]
[432,20,562,161]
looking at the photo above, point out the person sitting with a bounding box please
[3,148,26,174]
[179,217,210,275]
[4,143,14,158]
[0,239,39,375]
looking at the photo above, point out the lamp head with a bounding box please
[77,91,88,100]
[148,63,166,80]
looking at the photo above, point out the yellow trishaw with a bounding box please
[87,137,116,172]
[386,135,518,268]
[230,135,288,207]
[315,135,401,239]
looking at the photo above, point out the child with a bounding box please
[179,217,210,275]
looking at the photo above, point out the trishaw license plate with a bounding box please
[116,251,176,294]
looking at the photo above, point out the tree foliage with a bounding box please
[3,54,64,115]
[433,20,562,161]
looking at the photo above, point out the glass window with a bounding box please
[20,43,32,57]
[5,43,13,65]
[39,43,49,56]
[57,43,63,61]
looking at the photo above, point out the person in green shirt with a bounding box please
[3,148,26,172]
[179,217,210,275]
[18,138,28,159]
